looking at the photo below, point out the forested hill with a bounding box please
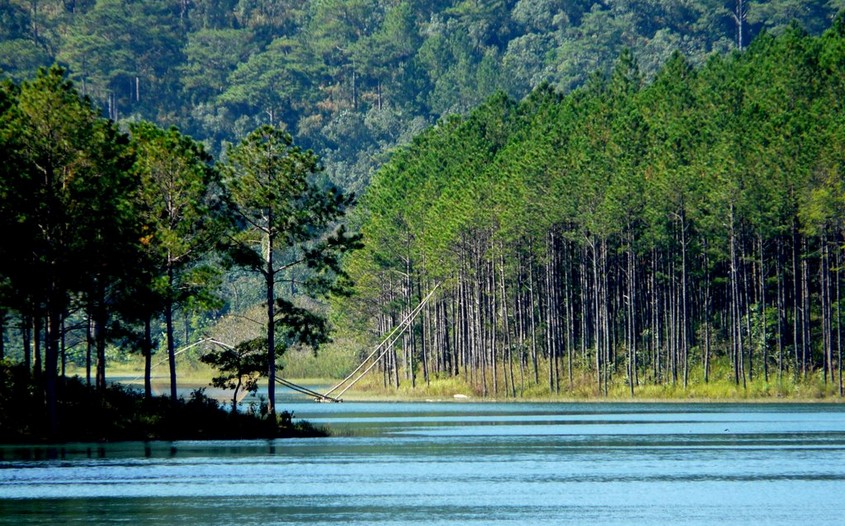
[2,1,844,194]
[339,15,845,397]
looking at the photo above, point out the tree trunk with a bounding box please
[526,249,538,387]
[545,234,555,393]
[144,315,153,400]
[590,237,601,393]
[628,229,637,397]
[564,240,574,390]
[837,241,843,397]
[669,254,677,385]
[733,0,747,50]
[266,226,277,415]
[730,204,742,386]
[704,237,711,383]
[419,278,430,386]
[792,225,801,380]
[801,235,811,376]
[500,250,516,397]
[86,315,93,386]
[46,307,60,436]
[22,315,32,372]
[651,249,660,384]
[61,316,68,378]
[776,237,785,381]
[601,239,610,396]
[682,216,690,389]
[166,260,178,403]
[95,280,107,391]
[821,232,832,384]
[741,244,749,389]
[759,236,768,383]
[34,314,42,379]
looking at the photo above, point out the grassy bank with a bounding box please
[51,352,845,409]
[337,362,845,403]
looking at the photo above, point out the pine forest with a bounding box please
[342,15,845,398]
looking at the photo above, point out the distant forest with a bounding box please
[341,15,845,397]
[2,1,844,194]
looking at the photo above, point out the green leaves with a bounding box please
[200,338,266,409]
[59,0,184,121]
[129,121,222,271]
[219,36,316,126]
[222,123,358,278]
[1,65,134,309]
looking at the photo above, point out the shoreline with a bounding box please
[335,393,845,404]
[90,368,845,406]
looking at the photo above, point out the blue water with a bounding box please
[1,401,844,525]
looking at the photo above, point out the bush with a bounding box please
[0,362,328,444]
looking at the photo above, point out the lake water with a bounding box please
[1,399,844,525]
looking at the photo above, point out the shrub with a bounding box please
[0,362,327,444]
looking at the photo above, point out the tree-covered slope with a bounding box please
[339,15,845,397]
[2,1,844,193]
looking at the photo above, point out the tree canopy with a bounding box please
[2,1,843,194]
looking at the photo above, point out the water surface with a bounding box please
[1,401,844,525]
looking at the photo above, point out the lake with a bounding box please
[1,399,844,525]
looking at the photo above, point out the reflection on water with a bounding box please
[2,402,845,525]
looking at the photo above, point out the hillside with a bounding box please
[2,1,843,194]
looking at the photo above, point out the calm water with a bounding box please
[1,400,844,525]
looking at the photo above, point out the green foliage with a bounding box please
[58,0,185,121]
[181,29,255,103]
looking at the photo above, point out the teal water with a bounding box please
[1,401,844,525]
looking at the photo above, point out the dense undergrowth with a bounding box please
[0,362,327,444]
